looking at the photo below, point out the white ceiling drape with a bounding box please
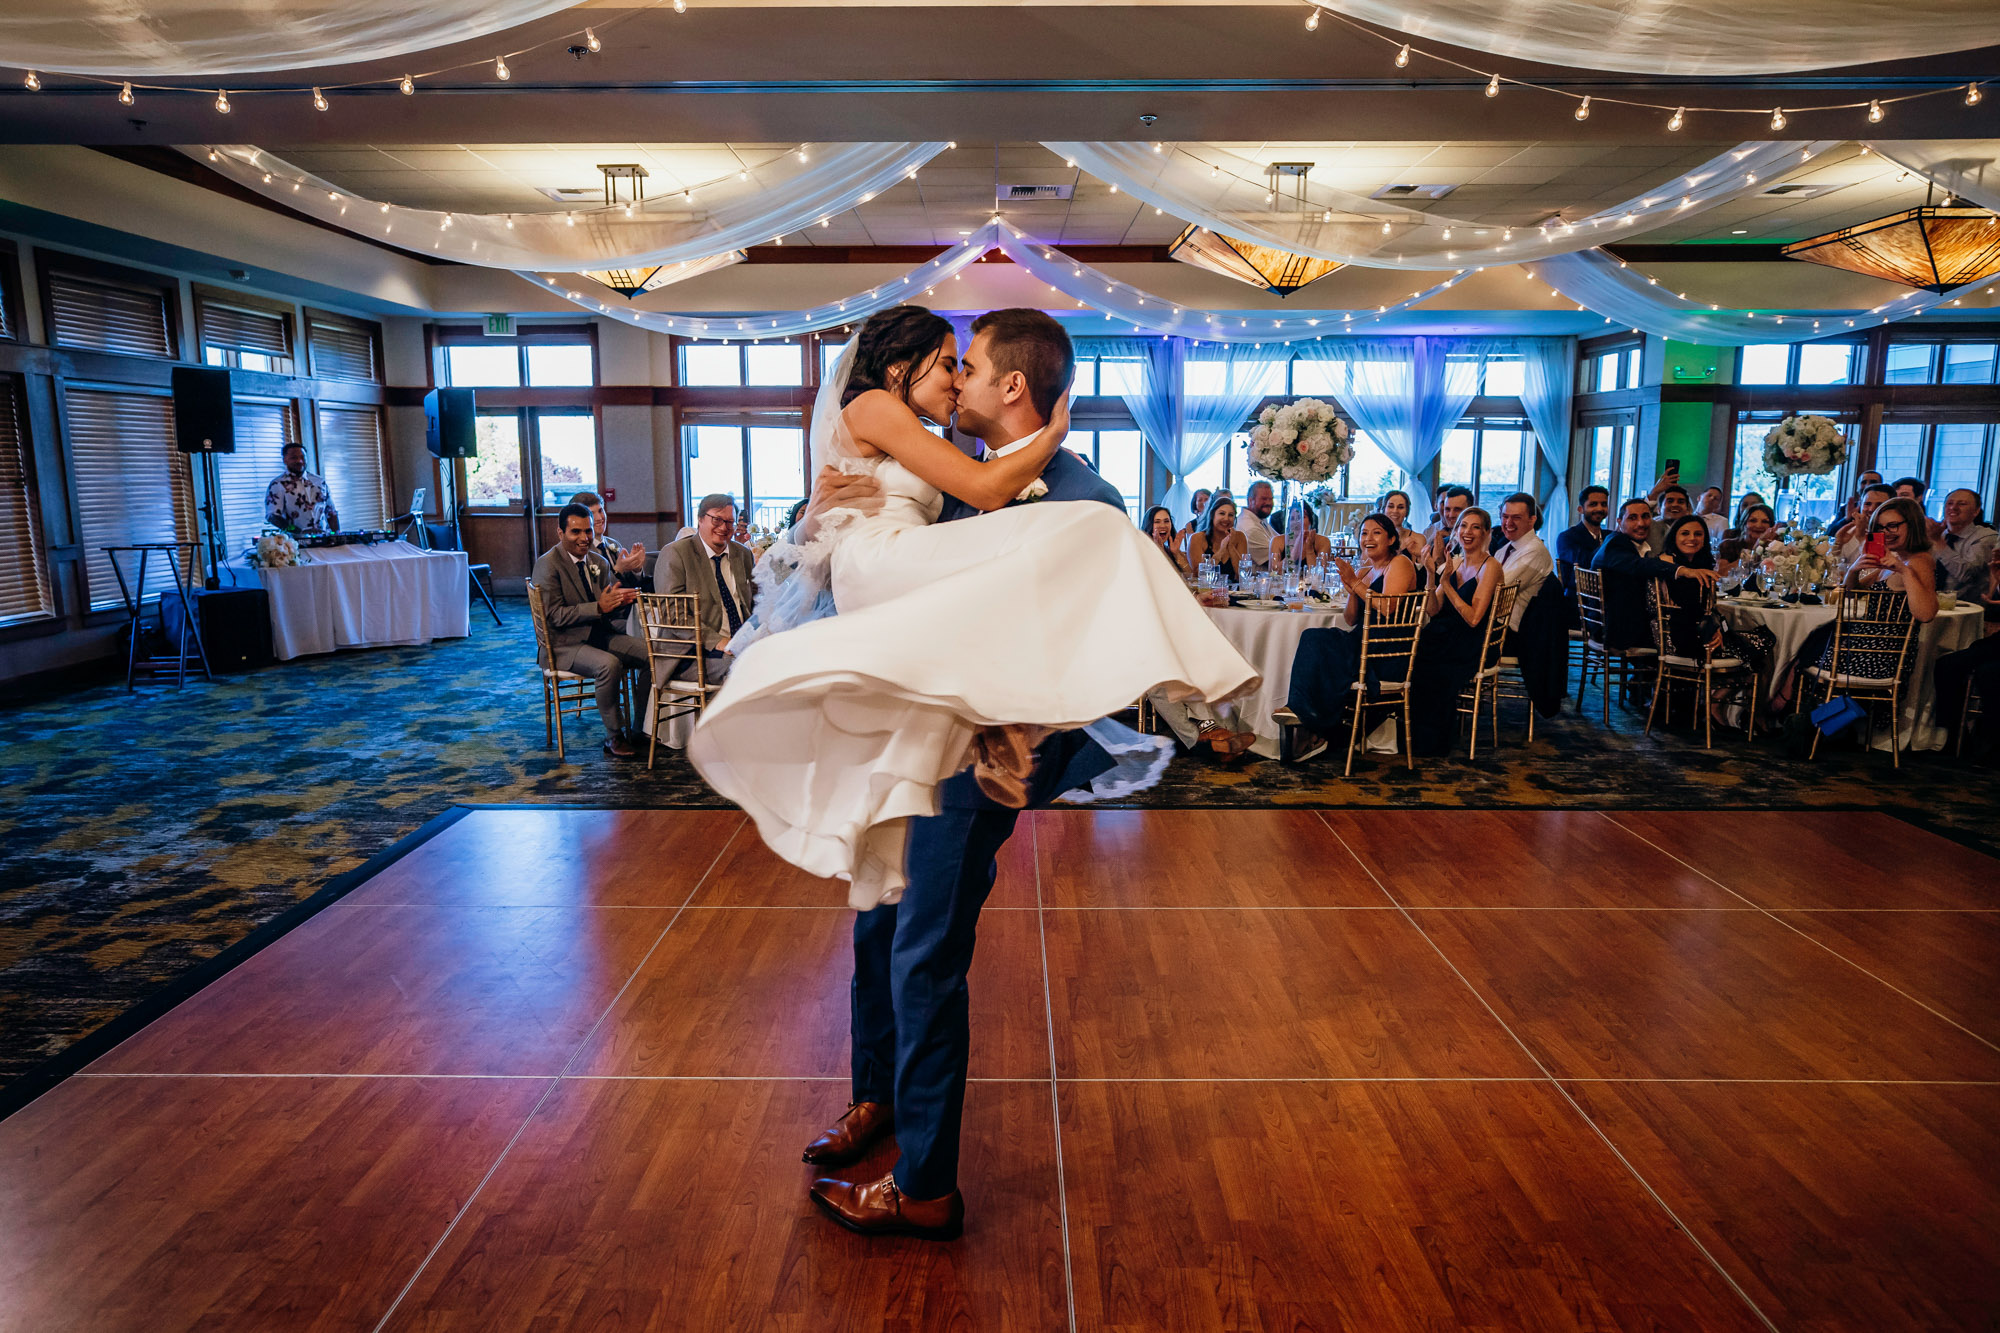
[1045,140,1841,271]
[1312,0,2000,75]
[0,0,579,77]
[193,142,948,271]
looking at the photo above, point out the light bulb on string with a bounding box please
[118,82,134,106]
[1770,107,1786,129]
[1969,84,1984,106]
[1867,99,1883,123]
[400,75,415,95]
[673,0,685,12]
[1667,106,1684,131]
[1574,96,1590,121]
[312,87,328,111]
[260,171,271,183]
[1394,43,1410,67]
[495,56,511,80]
[207,148,219,161]
[585,26,601,51]
[1485,73,1500,98]
[216,89,232,114]
[1380,219,1391,234]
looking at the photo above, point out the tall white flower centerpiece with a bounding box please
[1761,414,1849,478]
[1247,398,1354,555]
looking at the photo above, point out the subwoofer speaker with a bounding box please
[424,387,477,458]
[171,365,235,453]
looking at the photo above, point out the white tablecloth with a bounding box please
[235,541,470,661]
[1718,597,1982,750]
[1151,603,1346,758]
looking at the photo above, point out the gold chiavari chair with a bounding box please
[1573,567,1658,726]
[1340,589,1427,776]
[1959,678,1985,759]
[525,581,600,762]
[1456,581,1519,760]
[1643,581,1758,749]
[1801,587,1918,766]
[635,591,719,770]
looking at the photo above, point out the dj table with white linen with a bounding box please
[238,541,470,661]
[1151,602,1346,758]
[1717,597,1982,750]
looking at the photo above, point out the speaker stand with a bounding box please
[196,452,225,590]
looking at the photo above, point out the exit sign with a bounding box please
[484,314,514,337]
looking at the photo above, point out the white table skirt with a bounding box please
[1718,597,1982,750]
[236,541,471,661]
[1151,603,1346,758]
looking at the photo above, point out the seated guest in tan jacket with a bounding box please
[656,492,758,686]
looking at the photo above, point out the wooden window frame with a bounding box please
[0,239,23,344]
[193,285,297,374]
[34,250,181,361]
[303,307,387,384]
[437,322,600,389]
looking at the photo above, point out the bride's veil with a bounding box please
[810,337,862,469]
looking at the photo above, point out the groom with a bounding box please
[805,308,1124,1239]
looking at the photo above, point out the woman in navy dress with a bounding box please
[1408,507,1502,755]
[1284,512,1417,752]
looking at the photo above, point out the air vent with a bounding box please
[537,186,603,203]
[1760,183,1832,198]
[999,182,1075,201]
[1371,183,1458,200]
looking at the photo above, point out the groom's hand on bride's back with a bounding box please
[797,465,883,540]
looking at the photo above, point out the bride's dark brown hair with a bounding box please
[841,305,955,409]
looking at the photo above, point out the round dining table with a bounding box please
[1716,595,1983,750]
[1150,600,1348,758]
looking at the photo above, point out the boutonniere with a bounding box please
[1015,477,1050,504]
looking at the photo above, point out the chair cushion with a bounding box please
[544,667,586,682]
[1349,679,1408,693]
[1804,666,1895,688]
[1663,654,1743,669]
[1498,656,1520,667]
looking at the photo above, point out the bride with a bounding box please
[687,305,1258,908]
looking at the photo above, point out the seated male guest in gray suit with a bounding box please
[533,503,649,758]
[655,492,757,686]
[571,490,649,590]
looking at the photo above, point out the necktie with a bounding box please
[712,553,743,634]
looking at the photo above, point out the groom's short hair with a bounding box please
[970,308,1074,419]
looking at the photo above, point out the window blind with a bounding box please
[316,404,388,529]
[0,377,51,624]
[307,320,379,382]
[200,302,291,358]
[214,398,297,551]
[66,388,196,607]
[46,273,173,358]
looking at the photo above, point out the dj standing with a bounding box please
[265,442,339,534]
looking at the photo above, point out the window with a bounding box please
[466,413,524,507]
[1736,341,1862,386]
[65,387,196,607]
[44,270,174,358]
[820,341,848,380]
[1588,344,1641,393]
[677,340,804,387]
[441,335,596,388]
[681,422,806,530]
[1874,420,1997,516]
[1069,429,1144,518]
[1942,343,1998,385]
[213,399,296,549]
[1436,420,1530,506]
[317,405,390,529]
[307,318,381,383]
[0,375,51,624]
[533,411,598,508]
[1345,433,1405,501]
[1881,339,1998,385]
[198,300,293,374]
[1291,358,1346,396]
[1884,343,1935,384]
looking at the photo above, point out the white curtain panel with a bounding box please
[1182,344,1290,504]
[1520,336,1576,525]
[1091,337,1199,514]
[1045,141,1840,271]
[1313,0,2000,75]
[2,0,577,76]
[194,142,948,271]
[1532,247,1972,344]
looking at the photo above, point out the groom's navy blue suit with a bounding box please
[851,444,1124,1200]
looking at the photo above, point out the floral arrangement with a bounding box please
[1751,531,1833,592]
[1248,398,1353,485]
[1761,414,1848,477]
[247,530,306,569]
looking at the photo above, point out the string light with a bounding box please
[24,72,40,91]
[118,82,134,106]
[1969,85,1985,107]
[1867,99,1883,123]
[1667,107,1684,131]
[1380,219,1392,234]
[585,26,602,51]
[215,89,231,114]
[1305,6,1319,29]
[400,75,415,95]
[312,87,328,111]
[495,56,511,81]
[1394,43,1410,68]
[1770,107,1786,129]
[1485,73,1500,98]
[1574,96,1590,121]
[673,0,686,11]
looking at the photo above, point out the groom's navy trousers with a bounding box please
[850,730,1109,1200]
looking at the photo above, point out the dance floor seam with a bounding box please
[7,805,1996,1333]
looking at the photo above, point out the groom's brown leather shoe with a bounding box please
[810,1171,964,1240]
[802,1101,894,1166]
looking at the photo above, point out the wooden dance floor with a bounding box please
[4,807,1998,1331]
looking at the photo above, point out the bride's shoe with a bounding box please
[971,725,1050,808]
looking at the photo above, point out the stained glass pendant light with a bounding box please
[578,250,747,299]
[1168,225,1342,296]
[1782,205,2000,293]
